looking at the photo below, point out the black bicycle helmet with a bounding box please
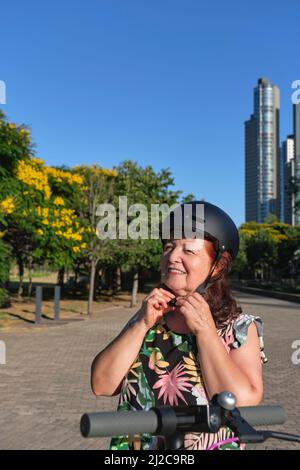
[159,200,239,298]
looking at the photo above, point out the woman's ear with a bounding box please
[213,251,231,279]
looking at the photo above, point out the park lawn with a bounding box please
[0,292,144,331]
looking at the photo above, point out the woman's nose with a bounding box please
[167,246,182,263]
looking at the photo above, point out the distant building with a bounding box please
[281,135,295,224]
[245,78,280,223]
[294,103,300,225]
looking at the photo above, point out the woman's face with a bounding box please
[160,238,215,297]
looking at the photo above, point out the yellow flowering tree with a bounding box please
[14,159,88,295]
[0,111,34,298]
[0,110,32,176]
[0,115,88,298]
[0,110,116,302]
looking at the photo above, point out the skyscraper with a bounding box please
[245,78,280,223]
[281,135,295,225]
[293,103,300,225]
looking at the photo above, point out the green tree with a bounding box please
[289,175,300,217]
[73,165,117,316]
[232,230,247,279]
[246,230,278,281]
[0,110,33,176]
[264,213,279,224]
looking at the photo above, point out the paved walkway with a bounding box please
[0,291,299,450]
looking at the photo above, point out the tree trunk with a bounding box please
[93,263,99,301]
[112,266,122,295]
[28,255,33,297]
[116,266,122,292]
[73,267,79,296]
[17,260,24,300]
[88,259,96,316]
[57,267,65,286]
[130,268,139,307]
[57,267,65,297]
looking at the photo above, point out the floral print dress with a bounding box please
[109,313,267,451]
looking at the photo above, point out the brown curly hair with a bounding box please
[204,242,242,329]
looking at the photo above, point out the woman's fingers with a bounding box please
[184,295,201,309]
[148,295,168,310]
[142,287,176,318]
[175,297,186,306]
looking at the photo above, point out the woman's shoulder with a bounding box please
[229,313,267,363]
[231,313,264,342]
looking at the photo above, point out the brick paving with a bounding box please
[0,291,299,450]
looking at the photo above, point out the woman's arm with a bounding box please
[196,323,263,406]
[176,293,263,407]
[91,287,175,397]
[91,316,148,396]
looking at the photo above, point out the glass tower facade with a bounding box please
[245,78,280,223]
[281,136,295,225]
[294,103,300,225]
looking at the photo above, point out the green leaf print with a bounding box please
[136,367,156,410]
[140,433,156,450]
[219,442,240,450]
[110,435,130,450]
[140,342,161,358]
[117,400,131,411]
[177,342,189,352]
[170,332,183,346]
[139,342,155,358]
[145,328,156,342]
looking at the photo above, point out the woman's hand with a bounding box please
[136,287,176,330]
[176,292,216,336]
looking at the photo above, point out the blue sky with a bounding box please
[1,0,299,227]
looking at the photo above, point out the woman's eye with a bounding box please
[184,249,195,254]
[164,244,173,251]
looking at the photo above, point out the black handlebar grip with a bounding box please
[80,410,158,438]
[80,405,287,438]
[239,406,287,426]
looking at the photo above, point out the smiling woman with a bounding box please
[91,201,266,450]
[160,237,241,329]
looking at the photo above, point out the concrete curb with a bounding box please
[232,283,300,304]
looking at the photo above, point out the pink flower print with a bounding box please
[191,385,208,405]
[153,362,193,406]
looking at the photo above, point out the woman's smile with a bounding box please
[166,266,186,275]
